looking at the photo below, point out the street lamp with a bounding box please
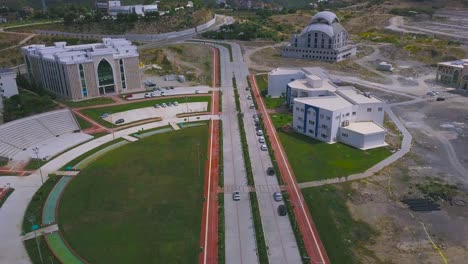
[32,147,44,184]
[28,215,44,264]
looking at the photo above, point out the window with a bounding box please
[321,124,328,129]
[297,125,303,130]
[320,114,324,119]
[346,113,350,116]
[78,64,88,97]
[341,133,348,138]
[308,120,315,125]
[367,108,372,112]
[326,116,331,120]
[352,112,356,115]
[297,116,303,121]
[119,59,127,89]
[321,134,327,138]
[300,108,304,112]
[295,107,299,111]
[308,129,314,134]
[378,107,383,112]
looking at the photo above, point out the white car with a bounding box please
[260,144,267,151]
[426,91,436,96]
[174,101,179,106]
[249,103,255,109]
[258,136,265,143]
[144,93,151,98]
[256,130,263,136]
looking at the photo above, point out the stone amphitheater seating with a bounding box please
[0,109,80,159]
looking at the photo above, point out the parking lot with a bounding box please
[102,102,209,125]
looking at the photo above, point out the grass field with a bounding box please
[302,185,378,264]
[23,159,42,170]
[278,131,391,182]
[73,114,92,130]
[81,96,211,127]
[60,97,115,108]
[58,125,208,263]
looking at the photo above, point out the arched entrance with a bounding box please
[97,59,115,95]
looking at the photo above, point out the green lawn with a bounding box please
[302,185,378,264]
[24,236,60,264]
[278,131,391,182]
[255,74,285,109]
[270,113,293,129]
[24,159,42,170]
[81,96,211,127]
[73,114,92,130]
[58,125,208,263]
[60,97,115,108]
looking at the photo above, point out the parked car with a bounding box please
[125,94,133,99]
[195,89,200,94]
[245,87,249,91]
[278,205,287,216]
[253,114,258,119]
[436,97,445,101]
[254,118,260,124]
[249,103,255,109]
[170,86,174,90]
[100,113,109,119]
[266,167,275,176]
[232,191,241,201]
[161,103,167,108]
[167,102,173,107]
[256,130,263,136]
[260,144,267,151]
[144,93,151,98]
[154,104,161,108]
[174,101,179,106]
[115,118,125,124]
[160,92,165,96]
[150,92,157,97]
[247,95,252,100]
[426,91,436,96]
[432,91,440,95]
[258,136,265,143]
[165,87,170,90]
[273,192,282,202]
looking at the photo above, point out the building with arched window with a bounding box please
[282,11,356,62]
[436,59,468,90]
[22,38,141,100]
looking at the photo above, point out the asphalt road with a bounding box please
[215,44,259,264]
[230,42,302,264]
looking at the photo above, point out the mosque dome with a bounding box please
[300,11,345,38]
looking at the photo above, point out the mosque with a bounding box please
[282,11,356,62]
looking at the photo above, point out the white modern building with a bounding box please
[268,67,387,150]
[107,1,158,17]
[436,59,468,90]
[0,69,19,109]
[282,11,356,62]
[22,38,141,101]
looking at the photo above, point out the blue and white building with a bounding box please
[268,67,387,150]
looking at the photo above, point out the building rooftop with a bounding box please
[22,38,138,64]
[288,76,337,91]
[295,95,353,111]
[437,59,468,68]
[337,87,383,104]
[344,122,386,135]
[269,67,305,76]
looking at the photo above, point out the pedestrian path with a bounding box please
[44,232,84,264]
[121,135,139,142]
[42,176,73,225]
[22,224,58,241]
[54,170,80,176]
[170,122,181,130]
[73,140,129,170]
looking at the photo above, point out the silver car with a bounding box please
[273,192,282,202]
[258,136,265,143]
[233,191,241,201]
